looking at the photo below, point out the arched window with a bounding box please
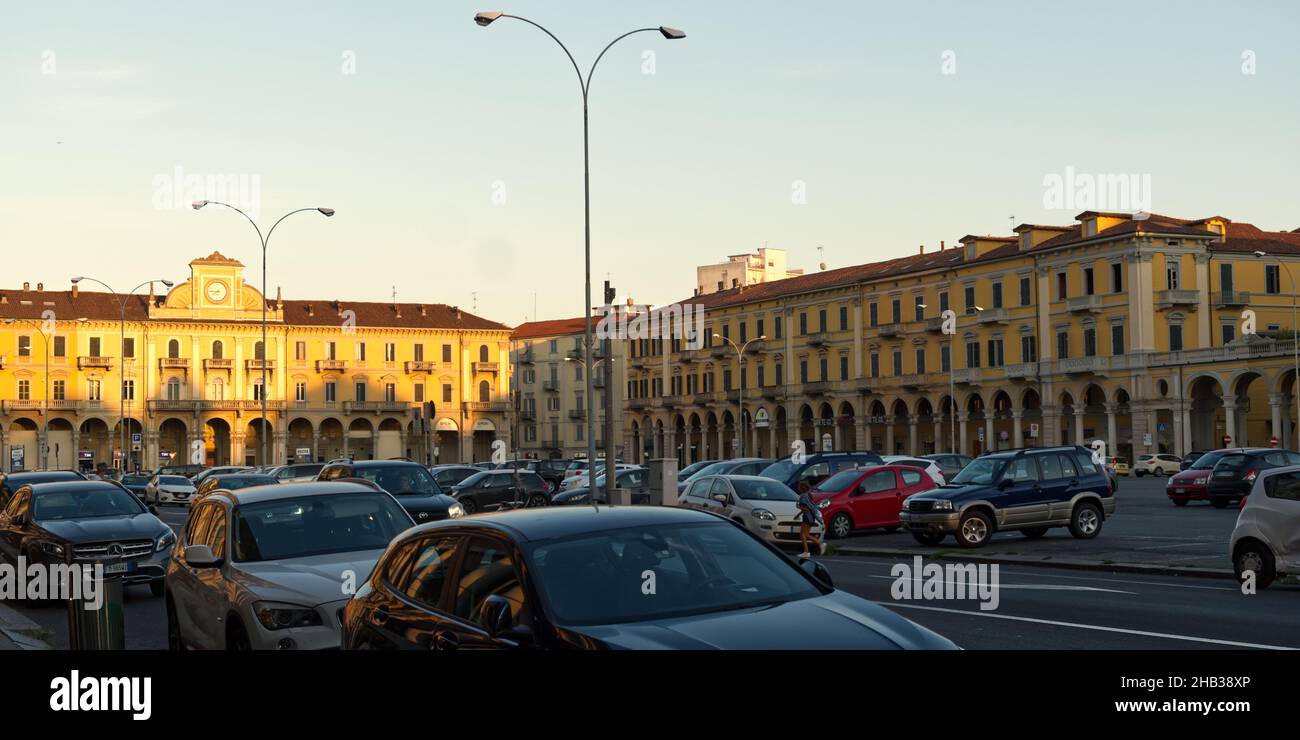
[168,339,180,358]
[253,377,266,401]
[479,380,490,402]
[212,340,224,360]
[254,341,265,360]
[479,345,489,363]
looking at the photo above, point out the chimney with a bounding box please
[335,301,342,317]
[71,284,79,298]
[307,304,314,317]
[919,244,925,255]
[22,282,30,291]
[452,305,462,319]
[275,286,282,309]
[395,303,402,319]
[419,304,426,316]
[940,240,945,251]
[36,282,43,292]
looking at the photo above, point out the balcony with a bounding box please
[710,346,730,360]
[802,381,831,395]
[629,355,648,369]
[316,359,346,373]
[806,332,830,347]
[693,393,715,406]
[148,399,288,413]
[853,378,874,393]
[1056,356,1110,376]
[77,356,113,370]
[951,367,981,385]
[976,307,1009,324]
[542,380,559,392]
[245,359,275,372]
[661,395,683,408]
[344,401,409,414]
[1066,295,1103,313]
[629,398,648,411]
[519,408,536,421]
[158,357,190,371]
[876,323,903,338]
[1003,362,1039,380]
[1214,290,1250,308]
[1155,289,1200,309]
[898,373,936,389]
[518,349,535,364]
[568,408,586,420]
[761,386,785,401]
[404,360,436,373]
[203,358,233,371]
[924,317,946,334]
[473,361,500,374]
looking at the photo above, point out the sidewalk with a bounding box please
[0,601,54,650]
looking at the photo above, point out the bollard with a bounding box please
[65,550,126,650]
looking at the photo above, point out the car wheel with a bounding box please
[1211,498,1230,509]
[150,580,165,597]
[528,494,548,508]
[1154,467,1164,476]
[1234,541,1276,590]
[166,598,185,651]
[226,621,252,651]
[1135,470,1144,477]
[912,531,945,546]
[460,498,478,515]
[956,511,993,548]
[1068,501,1103,539]
[1172,498,1188,507]
[829,513,853,539]
[1022,526,1049,539]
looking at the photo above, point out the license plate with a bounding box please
[1215,471,1233,477]
[104,562,127,574]
[1175,488,1186,494]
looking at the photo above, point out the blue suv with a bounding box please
[759,451,885,490]
[899,446,1115,548]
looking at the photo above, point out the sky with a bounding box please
[1,0,1298,327]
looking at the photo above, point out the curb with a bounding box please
[832,546,1236,580]
[0,601,54,650]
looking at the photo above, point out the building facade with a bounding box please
[509,317,625,460]
[696,247,803,296]
[625,212,1300,466]
[0,252,512,472]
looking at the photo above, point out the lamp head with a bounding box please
[1253,250,1267,258]
[318,207,335,217]
[191,200,209,210]
[71,277,83,284]
[758,335,767,340]
[475,11,503,26]
[161,280,175,288]
[712,333,722,339]
[659,26,686,39]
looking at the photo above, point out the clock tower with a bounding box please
[149,251,282,322]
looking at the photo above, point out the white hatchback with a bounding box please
[1230,465,1300,589]
[1132,453,1182,477]
[678,474,822,547]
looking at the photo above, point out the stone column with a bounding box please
[1222,394,1237,447]
[985,415,995,453]
[884,416,895,456]
[1181,403,1193,453]
[312,430,321,462]
[1073,405,1085,446]
[342,430,350,459]
[1040,402,1059,447]
[767,424,777,458]
[715,424,724,460]
[1012,410,1023,450]
[958,412,969,456]
[400,430,409,460]
[1269,394,1283,447]
[1105,403,1118,455]
[908,415,919,455]
[860,417,871,451]
[1170,404,1184,458]
[933,418,943,453]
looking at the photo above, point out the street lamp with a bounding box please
[713,333,766,458]
[565,352,615,500]
[1253,250,1299,445]
[474,11,685,491]
[192,200,334,467]
[3,316,88,469]
[70,278,173,472]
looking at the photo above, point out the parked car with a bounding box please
[675,459,720,483]
[527,459,573,490]
[1180,450,1210,471]
[192,466,253,486]
[268,463,325,484]
[147,474,198,506]
[317,460,464,523]
[676,457,774,494]
[157,463,205,479]
[1166,448,1266,506]
[678,474,820,547]
[449,470,552,513]
[1132,453,1183,477]
[759,452,885,490]
[1104,457,1130,476]
[0,480,174,596]
[899,445,1115,548]
[119,474,152,500]
[164,482,416,649]
[195,473,279,501]
[430,464,486,489]
[881,455,946,485]
[561,463,641,491]
[0,470,87,510]
[1230,465,1300,589]
[923,453,973,480]
[551,467,651,505]
[341,505,957,650]
[1207,449,1300,508]
[811,465,937,538]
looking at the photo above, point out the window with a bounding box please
[799,358,808,384]
[1019,276,1031,306]
[1005,457,1040,482]
[818,309,827,332]
[965,341,980,368]
[414,383,424,403]
[326,342,337,361]
[253,379,266,401]
[1056,331,1070,360]
[1167,261,1180,290]
[209,378,224,401]
[940,345,950,373]
[869,353,879,377]
[757,365,766,387]
[53,336,66,357]
[454,538,525,621]
[88,380,102,401]
[914,348,926,374]
[901,470,923,487]
[869,303,878,327]
[992,282,1003,309]
[355,382,366,403]
[211,340,223,360]
[122,379,135,401]
[756,318,765,338]
[356,342,367,362]
[890,299,900,324]
[295,341,307,361]
[166,339,179,358]
[914,296,925,322]
[986,338,1004,367]
[774,316,783,339]
[123,338,135,358]
[775,362,784,386]
[1056,272,1067,300]
[1169,324,1184,351]
[443,344,453,363]
[325,381,337,403]
[401,537,462,608]
[254,341,265,360]
[1111,324,1125,356]
[17,379,30,401]
[818,357,828,381]
[799,312,807,335]
[17,335,31,357]
[1222,323,1235,345]
[964,285,976,315]
[89,337,101,356]
[479,345,489,363]
[1038,454,1064,481]
[479,380,490,402]
[939,292,949,314]
[443,384,453,403]
[385,343,397,362]
[1265,265,1281,295]
[1111,263,1123,293]
[295,382,307,402]
[839,306,848,330]
[414,343,425,362]
[840,355,849,380]
[1021,335,1037,363]
[739,320,747,343]
[1219,263,1234,294]
[385,383,397,403]
[167,378,182,401]
[1084,267,1095,296]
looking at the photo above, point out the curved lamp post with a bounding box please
[474,10,684,488]
[713,333,766,458]
[69,278,174,472]
[192,201,334,467]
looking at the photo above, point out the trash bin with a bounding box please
[66,551,126,650]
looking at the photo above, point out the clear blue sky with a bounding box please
[2,0,1297,326]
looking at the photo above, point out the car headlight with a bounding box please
[447,503,465,519]
[255,602,323,631]
[156,531,176,552]
[931,500,955,511]
[41,542,65,557]
[752,508,776,521]
[1194,477,1208,485]
[817,499,831,509]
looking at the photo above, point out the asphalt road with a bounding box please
[835,473,1239,571]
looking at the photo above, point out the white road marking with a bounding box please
[889,603,1297,650]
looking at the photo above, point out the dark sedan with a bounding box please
[552,467,651,505]
[450,470,552,514]
[341,506,957,650]
[119,474,152,500]
[1207,449,1300,508]
[318,460,465,523]
[0,480,175,596]
[0,469,88,509]
[430,465,484,489]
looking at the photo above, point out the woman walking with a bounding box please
[796,480,826,558]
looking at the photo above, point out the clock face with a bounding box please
[206,281,228,303]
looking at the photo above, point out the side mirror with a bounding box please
[478,594,514,638]
[711,493,729,504]
[183,544,222,569]
[799,558,834,589]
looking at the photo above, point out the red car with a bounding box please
[1166,448,1269,505]
[810,464,936,538]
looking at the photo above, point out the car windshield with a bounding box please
[677,460,714,478]
[1191,451,1230,470]
[161,476,192,486]
[683,461,729,481]
[222,477,275,490]
[33,487,145,521]
[758,459,798,482]
[813,469,867,492]
[232,493,413,562]
[1214,454,1250,471]
[731,478,798,501]
[122,476,148,485]
[353,466,441,496]
[527,521,822,626]
[950,458,1007,485]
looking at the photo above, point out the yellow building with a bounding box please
[624,212,1300,465]
[0,252,512,472]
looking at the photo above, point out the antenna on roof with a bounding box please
[472,291,478,314]
[817,244,826,271]
[391,285,397,309]
[1009,215,1016,232]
